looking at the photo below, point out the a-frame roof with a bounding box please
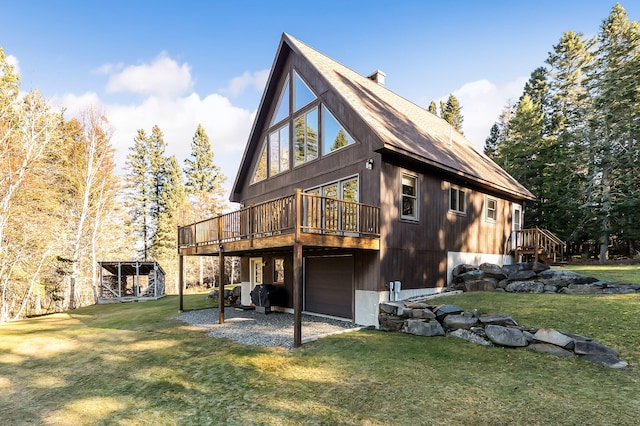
[231,33,534,202]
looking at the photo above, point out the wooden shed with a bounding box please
[98,261,166,303]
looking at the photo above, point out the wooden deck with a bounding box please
[513,228,566,264]
[177,190,380,255]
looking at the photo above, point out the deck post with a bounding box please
[218,215,225,324]
[218,249,225,324]
[178,254,184,312]
[293,189,303,348]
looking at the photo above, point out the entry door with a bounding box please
[512,204,522,250]
[249,258,263,293]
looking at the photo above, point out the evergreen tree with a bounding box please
[483,123,500,158]
[586,3,640,261]
[427,100,437,115]
[331,129,349,151]
[126,129,152,260]
[441,94,464,134]
[184,124,226,220]
[153,155,187,260]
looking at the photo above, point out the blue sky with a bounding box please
[1,1,637,199]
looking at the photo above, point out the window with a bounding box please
[271,76,290,125]
[450,186,466,214]
[294,108,318,166]
[274,258,285,283]
[305,176,359,233]
[401,174,418,220]
[269,125,289,176]
[251,139,268,183]
[294,71,316,111]
[486,196,497,222]
[323,106,354,155]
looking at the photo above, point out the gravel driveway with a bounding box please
[175,307,364,349]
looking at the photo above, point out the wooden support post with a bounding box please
[178,254,184,312]
[293,189,303,348]
[219,250,225,324]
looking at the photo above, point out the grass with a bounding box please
[560,263,640,283]
[1,284,640,424]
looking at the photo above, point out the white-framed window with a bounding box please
[485,196,497,222]
[401,174,418,221]
[449,186,466,214]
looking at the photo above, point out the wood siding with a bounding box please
[379,161,514,290]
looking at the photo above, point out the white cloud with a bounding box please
[6,54,20,76]
[449,77,527,150]
[222,69,270,97]
[104,52,193,97]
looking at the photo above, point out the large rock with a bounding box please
[506,281,544,293]
[573,340,619,357]
[602,286,637,295]
[378,313,405,331]
[526,343,574,357]
[527,261,550,273]
[452,264,477,278]
[442,313,479,330]
[485,325,529,347]
[448,329,492,346]
[455,270,486,283]
[404,319,445,337]
[508,270,538,281]
[501,263,525,276]
[533,328,574,348]
[578,353,628,369]
[479,314,518,327]
[434,305,465,321]
[463,278,497,292]
[412,308,436,320]
[479,263,507,280]
[560,284,600,295]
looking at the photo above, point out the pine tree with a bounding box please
[427,100,437,115]
[126,129,152,260]
[184,124,226,220]
[483,124,500,158]
[441,94,464,134]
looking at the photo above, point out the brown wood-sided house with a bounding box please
[178,33,536,346]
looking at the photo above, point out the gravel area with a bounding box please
[175,307,363,349]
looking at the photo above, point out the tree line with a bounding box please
[483,3,639,262]
[0,48,228,321]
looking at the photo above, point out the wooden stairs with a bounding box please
[513,228,567,265]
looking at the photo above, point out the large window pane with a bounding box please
[271,76,290,125]
[251,139,268,183]
[294,116,305,165]
[269,130,280,176]
[306,108,318,161]
[294,71,316,111]
[279,126,289,172]
[323,106,354,154]
[294,108,318,166]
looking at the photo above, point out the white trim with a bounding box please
[400,173,419,221]
[485,195,497,223]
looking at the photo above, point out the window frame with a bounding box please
[485,195,497,223]
[400,173,419,221]
[449,185,466,215]
[273,258,285,284]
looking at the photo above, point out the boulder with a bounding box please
[404,319,445,337]
[378,313,405,331]
[543,284,558,293]
[479,263,507,280]
[463,278,497,292]
[379,303,397,315]
[502,263,525,276]
[560,284,599,295]
[508,270,537,281]
[526,343,574,357]
[434,305,465,321]
[602,287,637,295]
[455,270,486,283]
[448,329,492,346]
[452,264,477,278]
[412,308,436,320]
[485,325,528,347]
[573,340,620,357]
[527,261,550,273]
[442,313,479,330]
[406,302,430,309]
[533,328,574,348]
[479,314,518,327]
[578,353,628,369]
[506,281,544,293]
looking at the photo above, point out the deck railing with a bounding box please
[514,227,566,263]
[178,191,380,250]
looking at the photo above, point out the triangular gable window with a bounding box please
[294,71,316,112]
[322,106,355,155]
[271,75,290,126]
[250,138,268,184]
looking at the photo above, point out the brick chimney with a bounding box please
[367,70,386,86]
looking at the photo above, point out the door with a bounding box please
[512,204,522,250]
[249,258,263,293]
[304,255,353,319]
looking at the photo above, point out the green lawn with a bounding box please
[560,263,640,283]
[1,290,639,425]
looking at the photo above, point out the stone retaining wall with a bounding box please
[378,300,628,368]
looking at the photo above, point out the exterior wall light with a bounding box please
[365,158,374,170]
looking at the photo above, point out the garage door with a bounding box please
[304,255,353,319]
